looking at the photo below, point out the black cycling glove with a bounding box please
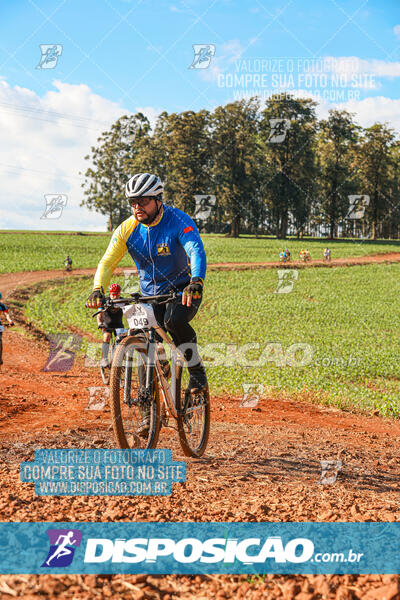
[86,288,105,308]
[182,279,203,302]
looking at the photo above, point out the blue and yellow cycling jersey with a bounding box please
[93,204,207,295]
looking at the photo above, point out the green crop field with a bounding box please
[25,263,400,417]
[1,230,400,274]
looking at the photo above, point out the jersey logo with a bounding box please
[157,243,170,256]
[183,225,193,233]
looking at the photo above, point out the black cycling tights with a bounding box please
[135,299,206,391]
[135,298,206,389]
[153,298,202,366]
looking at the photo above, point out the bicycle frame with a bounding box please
[139,325,185,422]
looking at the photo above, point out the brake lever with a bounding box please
[91,298,110,317]
[157,292,180,305]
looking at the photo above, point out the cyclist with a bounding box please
[86,173,207,432]
[305,249,310,261]
[97,283,124,368]
[0,292,15,366]
[323,247,331,261]
[284,248,291,261]
[279,250,286,263]
[64,255,73,271]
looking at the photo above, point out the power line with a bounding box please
[0,161,83,180]
[0,99,129,132]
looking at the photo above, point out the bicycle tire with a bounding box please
[110,336,161,449]
[175,363,210,458]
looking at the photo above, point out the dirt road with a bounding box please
[2,250,400,296]
[0,257,400,598]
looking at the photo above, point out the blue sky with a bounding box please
[0,0,400,230]
[2,0,400,109]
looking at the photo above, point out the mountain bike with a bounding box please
[101,292,210,458]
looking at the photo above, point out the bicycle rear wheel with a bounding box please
[176,364,210,458]
[110,336,161,449]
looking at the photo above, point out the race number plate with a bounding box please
[122,303,158,330]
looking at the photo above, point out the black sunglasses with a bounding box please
[129,197,154,207]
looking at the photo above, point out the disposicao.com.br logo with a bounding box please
[41,529,82,568]
[83,536,314,564]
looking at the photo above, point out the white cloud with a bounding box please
[229,85,400,133]
[337,96,400,131]
[0,79,159,230]
[322,56,400,78]
[286,89,400,132]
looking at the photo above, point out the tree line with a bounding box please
[81,95,400,239]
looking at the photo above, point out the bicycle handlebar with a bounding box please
[91,291,181,317]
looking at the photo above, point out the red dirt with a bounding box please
[0,258,400,598]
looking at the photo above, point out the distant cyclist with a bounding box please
[97,283,124,367]
[279,250,286,263]
[64,255,73,271]
[284,248,291,261]
[323,247,331,261]
[0,292,15,366]
[86,173,207,434]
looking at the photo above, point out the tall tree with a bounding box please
[260,95,317,239]
[152,110,211,214]
[81,113,151,230]
[211,98,261,237]
[386,142,400,238]
[356,123,396,239]
[318,109,359,238]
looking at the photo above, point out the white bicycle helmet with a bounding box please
[125,173,163,198]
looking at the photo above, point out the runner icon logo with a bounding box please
[189,44,216,69]
[346,195,370,219]
[275,270,299,294]
[268,118,291,143]
[36,44,63,69]
[40,194,68,219]
[41,529,82,568]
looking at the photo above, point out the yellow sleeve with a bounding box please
[93,217,138,291]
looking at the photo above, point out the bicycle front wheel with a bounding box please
[110,336,161,449]
[176,365,210,458]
